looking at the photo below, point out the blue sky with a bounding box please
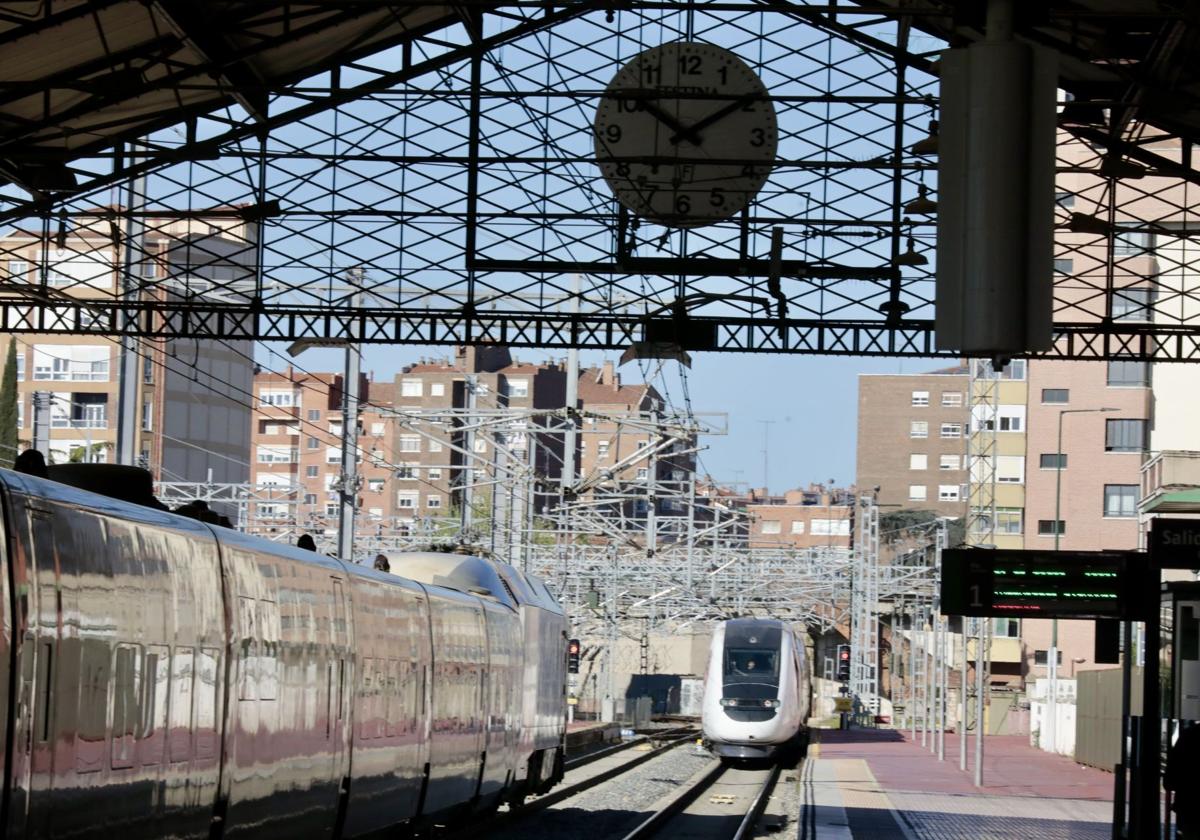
[268,340,923,493]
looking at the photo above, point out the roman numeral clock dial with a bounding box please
[594,42,778,229]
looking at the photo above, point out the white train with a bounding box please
[0,466,568,839]
[701,618,811,760]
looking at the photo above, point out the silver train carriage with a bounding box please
[0,469,568,839]
[701,617,811,759]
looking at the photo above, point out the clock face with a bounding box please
[594,42,778,229]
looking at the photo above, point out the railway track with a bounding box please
[439,727,701,838]
[619,760,785,840]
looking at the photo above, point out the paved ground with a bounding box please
[801,727,1116,840]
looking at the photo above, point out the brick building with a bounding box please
[746,485,855,549]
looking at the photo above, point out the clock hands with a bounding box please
[630,96,703,146]
[669,93,761,146]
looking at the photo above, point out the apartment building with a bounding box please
[747,485,855,549]
[0,210,252,482]
[856,368,970,518]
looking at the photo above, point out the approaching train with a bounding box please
[0,466,568,839]
[701,618,811,760]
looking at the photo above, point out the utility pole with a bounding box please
[116,145,146,467]
[755,419,775,493]
[338,325,361,564]
[32,391,50,457]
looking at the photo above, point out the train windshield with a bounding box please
[724,648,779,678]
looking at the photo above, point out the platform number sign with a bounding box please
[940,549,1155,621]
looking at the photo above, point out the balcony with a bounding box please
[1140,450,1200,513]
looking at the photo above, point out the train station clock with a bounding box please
[593,41,777,228]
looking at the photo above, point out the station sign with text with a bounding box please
[941,549,1156,621]
[1149,519,1200,570]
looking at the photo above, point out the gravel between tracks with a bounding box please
[488,745,717,840]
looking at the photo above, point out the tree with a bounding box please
[0,342,17,468]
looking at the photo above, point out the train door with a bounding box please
[6,504,62,839]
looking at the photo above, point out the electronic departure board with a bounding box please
[940,549,1156,621]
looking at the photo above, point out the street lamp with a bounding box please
[1046,406,1119,753]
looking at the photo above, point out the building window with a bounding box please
[141,398,152,431]
[940,423,962,439]
[997,455,1024,484]
[910,421,928,439]
[430,382,445,397]
[1104,484,1139,517]
[1055,191,1075,209]
[999,405,1025,432]
[938,484,961,501]
[997,508,1023,534]
[399,435,421,453]
[598,441,610,457]
[993,618,1020,638]
[401,379,422,397]
[397,493,417,509]
[15,353,23,381]
[1113,287,1152,322]
[761,520,782,535]
[259,389,298,407]
[32,345,109,381]
[307,409,320,421]
[636,467,648,480]
[426,496,442,509]
[428,439,442,453]
[307,436,319,450]
[427,468,442,480]
[367,508,383,521]
[7,260,28,280]
[910,454,927,470]
[791,521,805,534]
[940,454,960,471]
[370,422,385,435]
[1113,222,1153,256]
[396,463,417,480]
[941,391,963,407]
[506,379,529,398]
[1105,419,1147,452]
[908,485,927,501]
[256,445,297,464]
[367,479,384,493]
[1053,258,1074,275]
[305,465,319,478]
[1037,519,1065,536]
[1107,360,1149,387]
[813,519,851,536]
[911,390,929,407]
[326,447,340,464]
[1034,650,1063,666]
[1041,388,1069,403]
[1040,453,1067,469]
[143,355,154,384]
[303,493,318,505]
[473,438,487,453]
[979,359,1026,381]
[325,503,339,517]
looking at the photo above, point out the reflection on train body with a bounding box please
[0,470,568,839]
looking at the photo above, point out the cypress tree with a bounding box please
[0,341,17,468]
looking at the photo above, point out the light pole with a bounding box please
[1046,406,1118,752]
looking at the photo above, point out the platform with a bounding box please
[801,727,1114,839]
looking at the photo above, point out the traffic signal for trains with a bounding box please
[836,645,851,682]
[568,638,581,673]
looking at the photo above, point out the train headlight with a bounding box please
[762,699,780,708]
[719,698,737,707]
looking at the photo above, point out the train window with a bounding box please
[258,600,278,701]
[76,638,111,773]
[195,648,220,759]
[36,641,54,743]
[111,644,142,769]
[238,597,258,701]
[724,648,779,678]
[169,648,195,763]
[140,645,169,765]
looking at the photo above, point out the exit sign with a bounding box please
[941,549,1156,621]
[1149,519,1200,570]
